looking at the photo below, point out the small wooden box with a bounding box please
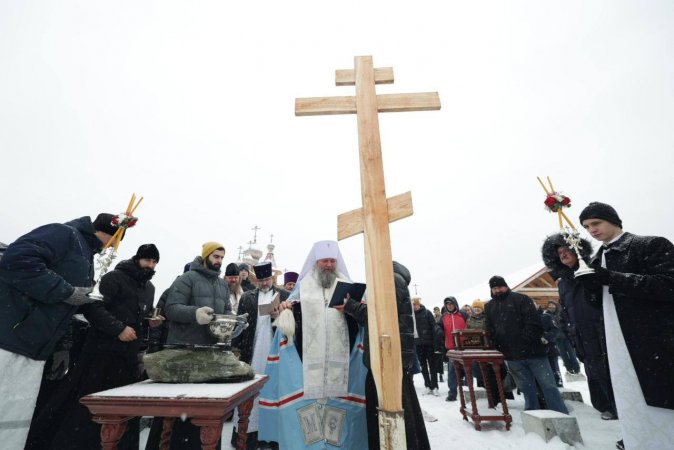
[452,329,492,350]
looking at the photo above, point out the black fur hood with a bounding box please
[541,233,593,280]
[393,260,411,286]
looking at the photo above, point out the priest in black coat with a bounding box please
[579,202,674,449]
[230,261,289,449]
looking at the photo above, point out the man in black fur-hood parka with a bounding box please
[541,233,617,420]
[541,233,593,279]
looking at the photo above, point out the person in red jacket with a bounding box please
[441,296,466,401]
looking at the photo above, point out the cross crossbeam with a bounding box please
[295,92,440,116]
[336,67,395,85]
[337,191,413,241]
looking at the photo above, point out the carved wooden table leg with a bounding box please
[192,418,223,450]
[492,361,512,430]
[94,416,130,450]
[480,362,496,409]
[236,394,258,450]
[464,362,481,431]
[452,361,468,422]
[159,417,175,450]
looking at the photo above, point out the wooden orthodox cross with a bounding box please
[295,55,440,449]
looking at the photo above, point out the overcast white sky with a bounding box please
[2,1,673,309]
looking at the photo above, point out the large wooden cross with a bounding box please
[296,55,440,449]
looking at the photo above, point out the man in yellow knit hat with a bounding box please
[163,242,232,449]
[166,241,230,346]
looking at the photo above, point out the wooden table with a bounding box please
[446,350,512,431]
[80,375,268,450]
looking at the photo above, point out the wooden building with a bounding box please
[450,263,560,311]
[511,266,559,309]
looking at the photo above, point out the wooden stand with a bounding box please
[80,375,268,450]
[446,350,512,431]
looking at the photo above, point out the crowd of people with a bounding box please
[0,200,672,450]
[411,201,674,450]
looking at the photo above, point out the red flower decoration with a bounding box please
[543,192,571,213]
[111,213,139,229]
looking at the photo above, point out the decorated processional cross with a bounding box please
[537,176,594,277]
[89,194,143,300]
[296,56,440,449]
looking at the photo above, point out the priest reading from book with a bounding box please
[258,240,368,449]
[230,261,290,449]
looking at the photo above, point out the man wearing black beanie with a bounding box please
[26,242,161,449]
[0,213,118,448]
[484,275,568,414]
[578,201,622,230]
[579,201,674,450]
[224,263,243,313]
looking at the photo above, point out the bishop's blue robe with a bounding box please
[258,327,368,449]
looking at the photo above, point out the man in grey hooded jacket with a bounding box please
[159,242,232,450]
[165,242,232,346]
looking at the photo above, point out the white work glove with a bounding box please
[195,306,215,325]
[273,308,295,339]
[541,337,549,345]
[63,287,95,306]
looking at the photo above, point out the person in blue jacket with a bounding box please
[0,213,118,449]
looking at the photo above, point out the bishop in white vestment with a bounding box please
[258,240,368,449]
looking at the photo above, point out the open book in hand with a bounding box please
[329,279,366,308]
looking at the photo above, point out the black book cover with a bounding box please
[329,280,366,307]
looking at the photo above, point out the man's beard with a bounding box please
[138,267,155,282]
[134,260,155,281]
[228,281,241,294]
[206,261,221,271]
[493,289,510,300]
[317,269,337,288]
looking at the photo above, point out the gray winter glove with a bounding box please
[63,287,95,306]
[195,306,215,325]
[46,350,69,380]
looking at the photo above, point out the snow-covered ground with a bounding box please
[417,361,621,450]
[140,358,622,449]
